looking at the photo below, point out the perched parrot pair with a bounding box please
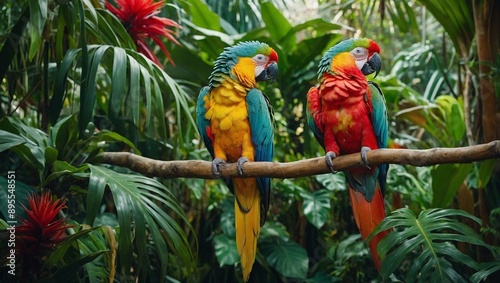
[196,38,388,281]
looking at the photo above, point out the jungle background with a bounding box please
[1,0,500,282]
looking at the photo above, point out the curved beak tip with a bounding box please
[256,61,279,82]
[361,52,382,78]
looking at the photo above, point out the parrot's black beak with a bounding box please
[361,52,381,78]
[256,61,278,82]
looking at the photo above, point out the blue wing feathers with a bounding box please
[346,82,388,200]
[246,88,274,215]
[369,82,388,150]
[368,81,389,194]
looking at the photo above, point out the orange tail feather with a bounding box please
[233,178,261,282]
[349,185,388,270]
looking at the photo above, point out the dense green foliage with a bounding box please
[1,0,499,282]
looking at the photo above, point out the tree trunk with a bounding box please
[473,0,499,143]
[472,0,500,253]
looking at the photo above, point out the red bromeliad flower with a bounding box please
[16,192,69,255]
[105,0,181,67]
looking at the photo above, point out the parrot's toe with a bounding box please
[212,158,226,177]
[360,146,371,169]
[236,157,249,176]
[325,151,337,174]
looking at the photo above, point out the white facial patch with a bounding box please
[252,54,269,77]
[350,47,369,70]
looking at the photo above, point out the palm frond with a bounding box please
[86,164,195,280]
[50,44,195,142]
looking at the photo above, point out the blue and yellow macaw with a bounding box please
[306,38,389,270]
[196,41,278,281]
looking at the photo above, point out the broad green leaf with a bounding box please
[292,34,342,70]
[181,0,221,31]
[260,237,308,279]
[431,163,473,208]
[109,47,127,120]
[315,173,346,192]
[50,48,80,125]
[85,165,106,226]
[470,261,500,283]
[448,100,465,143]
[128,50,141,126]
[371,208,491,281]
[182,20,236,46]
[435,95,465,144]
[80,45,111,136]
[333,234,367,264]
[0,130,27,152]
[50,114,79,156]
[477,159,496,188]
[301,189,331,229]
[44,146,58,165]
[90,130,141,154]
[214,234,239,266]
[28,0,47,60]
[185,178,205,200]
[0,119,47,171]
[260,221,290,241]
[260,2,294,50]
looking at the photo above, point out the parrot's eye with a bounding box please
[252,54,268,65]
[351,47,368,59]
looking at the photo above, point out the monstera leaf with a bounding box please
[370,208,499,282]
[301,189,331,229]
[260,236,309,279]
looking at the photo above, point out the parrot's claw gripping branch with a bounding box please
[237,157,249,176]
[211,158,226,177]
[325,151,338,174]
[361,146,372,169]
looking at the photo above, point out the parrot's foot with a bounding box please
[325,151,337,174]
[360,146,371,169]
[212,158,226,177]
[236,157,249,176]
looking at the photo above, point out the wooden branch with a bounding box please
[94,141,500,179]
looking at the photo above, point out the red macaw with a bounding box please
[306,38,389,270]
[196,41,278,281]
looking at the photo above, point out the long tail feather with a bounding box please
[233,178,261,281]
[349,184,387,270]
